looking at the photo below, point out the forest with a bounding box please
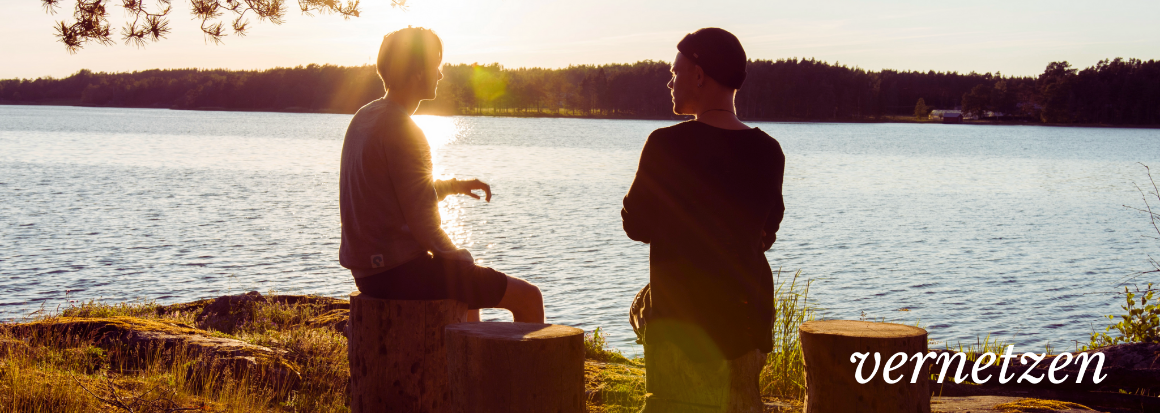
[2,58,1158,125]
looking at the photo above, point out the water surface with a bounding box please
[2,105,1158,354]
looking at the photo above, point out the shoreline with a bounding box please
[2,292,1155,412]
[4,101,1159,129]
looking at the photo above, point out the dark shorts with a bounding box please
[354,254,508,310]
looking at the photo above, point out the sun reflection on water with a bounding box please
[412,115,474,251]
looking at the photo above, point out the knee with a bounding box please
[509,277,543,304]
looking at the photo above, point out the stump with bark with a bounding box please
[799,320,930,413]
[347,292,467,413]
[444,322,585,413]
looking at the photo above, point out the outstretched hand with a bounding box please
[456,178,492,202]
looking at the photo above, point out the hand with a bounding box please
[456,178,492,202]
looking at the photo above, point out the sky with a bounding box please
[3,0,1159,79]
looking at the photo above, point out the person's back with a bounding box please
[624,121,784,359]
[622,27,784,413]
[340,99,430,275]
[340,27,544,324]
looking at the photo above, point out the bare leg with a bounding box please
[494,276,545,323]
[465,309,481,322]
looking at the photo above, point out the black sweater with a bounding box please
[622,121,785,360]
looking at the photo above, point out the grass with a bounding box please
[760,269,814,402]
[1,294,349,412]
[0,276,821,412]
[993,398,1091,413]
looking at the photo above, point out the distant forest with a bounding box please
[2,58,1158,125]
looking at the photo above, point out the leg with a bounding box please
[494,276,544,323]
[465,308,481,322]
[724,350,767,413]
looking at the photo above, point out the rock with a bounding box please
[196,291,268,333]
[1078,342,1160,370]
[6,316,300,389]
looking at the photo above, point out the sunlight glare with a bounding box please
[412,115,463,149]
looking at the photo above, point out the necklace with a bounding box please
[698,108,735,117]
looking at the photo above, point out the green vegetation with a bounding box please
[583,327,631,364]
[1087,164,1160,349]
[1089,284,1160,348]
[3,58,1158,124]
[913,98,933,120]
[760,270,813,401]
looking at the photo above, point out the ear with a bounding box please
[693,64,705,85]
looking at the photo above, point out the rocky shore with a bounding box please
[1,291,1156,412]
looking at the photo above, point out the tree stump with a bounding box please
[642,341,767,413]
[799,320,930,413]
[444,322,585,413]
[347,292,467,413]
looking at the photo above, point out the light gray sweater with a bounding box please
[339,99,466,278]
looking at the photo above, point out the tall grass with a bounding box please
[760,269,815,401]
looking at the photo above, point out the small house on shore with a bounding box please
[929,109,964,123]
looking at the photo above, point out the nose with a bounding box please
[667,77,674,90]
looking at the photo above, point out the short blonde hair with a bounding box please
[376,27,443,91]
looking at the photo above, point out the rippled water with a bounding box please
[2,105,1159,354]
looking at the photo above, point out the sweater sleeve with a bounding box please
[381,118,461,257]
[761,144,786,251]
[622,132,660,243]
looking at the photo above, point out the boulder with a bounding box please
[196,291,269,333]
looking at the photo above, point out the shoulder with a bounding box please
[652,120,700,136]
[353,100,421,138]
[644,120,698,146]
[750,128,784,157]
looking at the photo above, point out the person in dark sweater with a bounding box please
[623,28,785,411]
[340,27,544,323]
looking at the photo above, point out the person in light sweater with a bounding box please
[339,27,544,323]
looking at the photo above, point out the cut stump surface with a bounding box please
[800,320,930,413]
[445,322,585,413]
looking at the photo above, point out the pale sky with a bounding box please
[3,0,1159,79]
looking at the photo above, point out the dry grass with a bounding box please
[2,277,820,412]
[993,398,1093,412]
[1,294,349,412]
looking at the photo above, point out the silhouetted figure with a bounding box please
[623,28,785,412]
[340,27,544,323]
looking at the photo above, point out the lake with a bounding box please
[2,104,1158,354]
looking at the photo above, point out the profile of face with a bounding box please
[417,54,444,101]
[667,52,701,115]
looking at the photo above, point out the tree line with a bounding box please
[2,58,1158,124]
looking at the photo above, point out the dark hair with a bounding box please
[676,28,747,89]
[376,27,443,91]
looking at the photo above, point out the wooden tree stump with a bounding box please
[799,320,930,413]
[642,341,767,413]
[347,292,467,413]
[445,322,585,413]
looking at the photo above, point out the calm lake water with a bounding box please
[2,105,1159,354]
